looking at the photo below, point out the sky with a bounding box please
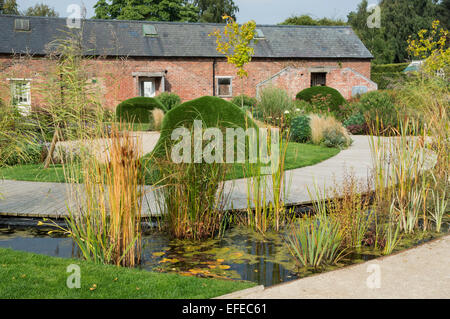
[16,0,370,24]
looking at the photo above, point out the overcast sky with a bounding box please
[16,0,372,24]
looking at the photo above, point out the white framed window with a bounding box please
[9,79,31,114]
[139,78,156,97]
[216,76,233,97]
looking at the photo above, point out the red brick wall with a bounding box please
[0,55,374,111]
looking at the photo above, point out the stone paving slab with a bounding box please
[0,136,375,218]
[217,235,450,299]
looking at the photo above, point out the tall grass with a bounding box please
[256,85,295,127]
[309,114,351,146]
[285,184,345,268]
[151,108,164,131]
[64,126,144,266]
[327,172,372,248]
[430,189,448,233]
[152,123,231,240]
[244,128,291,233]
[36,28,146,267]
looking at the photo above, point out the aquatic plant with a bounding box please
[244,128,291,234]
[429,189,448,233]
[285,213,345,269]
[64,125,144,267]
[285,184,346,268]
[328,171,372,248]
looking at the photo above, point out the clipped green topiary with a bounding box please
[153,96,258,157]
[116,97,167,123]
[296,86,346,114]
[290,115,311,143]
[156,92,181,110]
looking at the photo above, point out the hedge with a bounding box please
[371,63,409,74]
[152,96,258,157]
[296,86,346,114]
[116,97,167,123]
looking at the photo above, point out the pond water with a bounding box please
[0,223,446,287]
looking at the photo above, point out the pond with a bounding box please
[0,221,447,287]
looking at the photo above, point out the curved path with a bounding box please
[0,135,374,218]
[217,235,450,299]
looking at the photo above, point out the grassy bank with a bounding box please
[0,248,255,299]
[0,142,340,183]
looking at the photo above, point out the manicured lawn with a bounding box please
[225,142,340,180]
[0,164,67,183]
[0,143,340,183]
[0,248,255,299]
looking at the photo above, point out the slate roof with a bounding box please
[0,15,373,59]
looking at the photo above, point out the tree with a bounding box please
[407,20,449,75]
[94,0,199,22]
[0,0,19,15]
[194,0,239,23]
[280,14,347,26]
[24,3,59,17]
[209,15,257,107]
[348,0,440,64]
[437,0,450,29]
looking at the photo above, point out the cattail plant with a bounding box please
[64,125,144,267]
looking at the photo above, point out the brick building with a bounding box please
[0,15,377,113]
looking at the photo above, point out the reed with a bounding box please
[429,189,448,233]
[327,171,372,248]
[151,108,164,131]
[244,128,291,233]
[64,125,144,267]
[152,123,231,240]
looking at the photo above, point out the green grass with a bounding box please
[0,247,255,299]
[225,142,340,180]
[0,143,340,183]
[0,164,67,183]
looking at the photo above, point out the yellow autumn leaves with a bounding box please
[407,20,449,76]
[208,15,258,79]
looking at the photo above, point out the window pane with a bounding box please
[311,73,327,87]
[217,78,231,96]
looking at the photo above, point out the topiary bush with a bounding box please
[296,86,346,116]
[156,92,181,111]
[290,115,311,143]
[153,96,258,157]
[231,94,258,109]
[116,97,167,124]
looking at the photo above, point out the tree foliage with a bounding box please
[0,0,19,15]
[93,0,239,22]
[348,0,442,64]
[407,20,449,75]
[24,3,59,17]
[94,0,199,22]
[280,14,347,26]
[194,0,238,23]
[209,15,257,78]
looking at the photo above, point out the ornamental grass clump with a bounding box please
[285,185,345,268]
[153,131,230,240]
[328,171,372,248]
[63,125,145,267]
[244,128,292,234]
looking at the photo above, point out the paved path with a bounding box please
[218,235,450,299]
[0,135,375,218]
